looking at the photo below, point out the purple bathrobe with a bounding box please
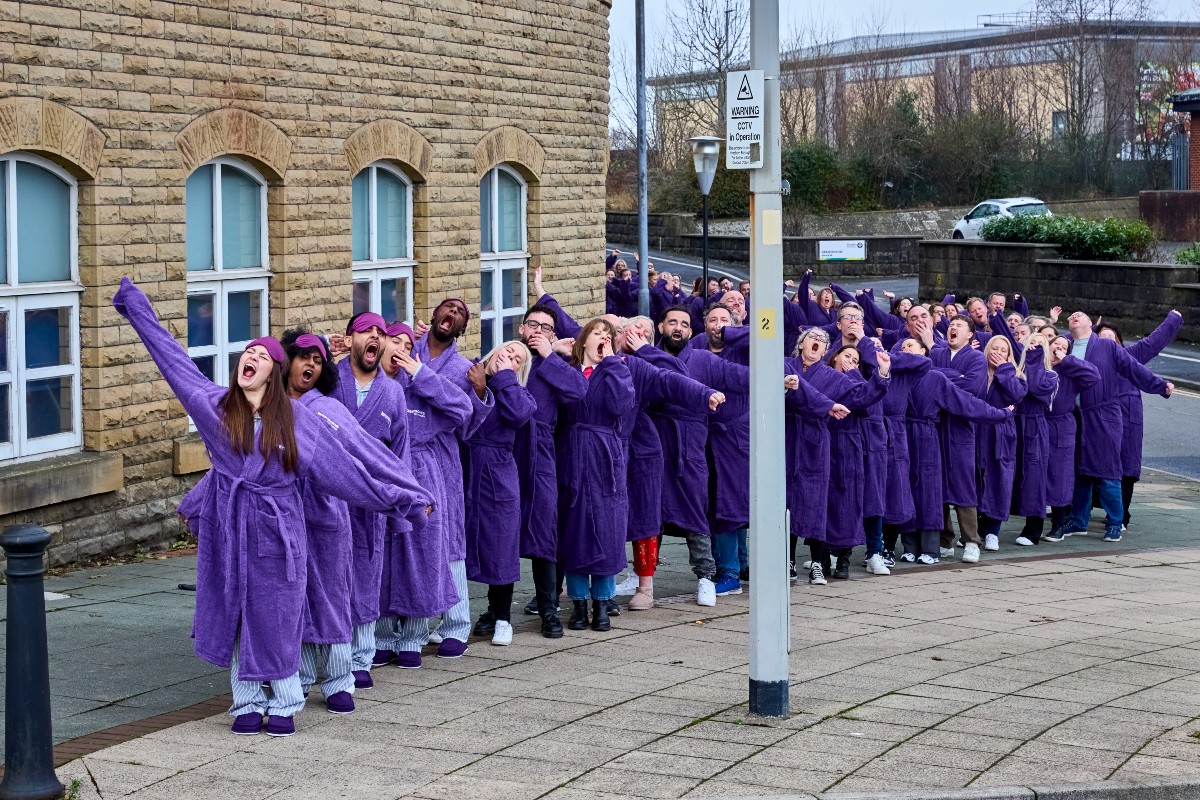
[516,352,588,561]
[930,343,987,507]
[556,355,636,575]
[1116,312,1182,479]
[1012,348,1059,518]
[907,369,1011,532]
[330,358,414,626]
[624,349,716,540]
[412,335,494,561]
[1075,335,1169,482]
[651,347,748,536]
[465,368,537,585]
[821,366,888,548]
[295,391,430,644]
[379,363,473,618]
[782,359,846,541]
[880,347,931,526]
[113,278,412,681]
[855,342,890,521]
[796,271,836,327]
[975,362,1027,521]
[1046,356,1101,507]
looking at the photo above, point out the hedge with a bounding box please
[980,215,1158,262]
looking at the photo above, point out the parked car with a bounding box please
[952,197,1051,239]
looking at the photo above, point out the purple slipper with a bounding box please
[230,713,262,735]
[265,716,296,737]
[371,649,396,667]
[395,651,422,669]
[326,691,355,714]
[436,638,468,659]
[353,669,374,689]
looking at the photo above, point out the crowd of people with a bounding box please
[111,248,1179,737]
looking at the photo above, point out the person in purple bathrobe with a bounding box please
[900,337,1013,564]
[327,311,417,689]
[975,337,1028,551]
[796,269,837,327]
[1042,335,1102,540]
[113,278,418,738]
[279,329,430,716]
[557,318,636,633]
[931,316,989,564]
[1009,335,1060,546]
[463,341,538,647]
[1095,311,1183,528]
[373,322,473,671]
[411,298,495,657]
[513,304,587,637]
[1058,311,1174,542]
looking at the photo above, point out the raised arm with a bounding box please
[407,362,473,430]
[536,352,588,403]
[990,362,1028,405]
[1013,293,1030,318]
[936,374,1012,424]
[535,292,584,339]
[593,355,637,417]
[487,368,538,428]
[1055,355,1101,392]
[1126,310,1183,365]
[1111,343,1170,397]
[1022,348,1058,405]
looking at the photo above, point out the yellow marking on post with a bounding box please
[758,307,777,339]
[763,209,782,246]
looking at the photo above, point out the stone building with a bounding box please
[0,0,612,565]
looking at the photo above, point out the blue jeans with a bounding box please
[1070,475,1122,530]
[711,530,742,580]
[864,516,883,557]
[565,573,616,601]
[737,529,749,572]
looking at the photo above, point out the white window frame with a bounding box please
[479,165,529,353]
[351,161,416,324]
[0,153,83,462]
[185,276,270,390]
[186,156,271,280]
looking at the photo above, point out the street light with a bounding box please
[689,135,722,298]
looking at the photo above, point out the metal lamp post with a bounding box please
[689,135,722,297]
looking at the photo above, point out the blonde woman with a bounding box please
[976,336,1028,551]
[1012,334,1060,545]
[464,341,537,646]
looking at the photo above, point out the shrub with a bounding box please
[980,214,1158,262]
[1174,243,1200,266]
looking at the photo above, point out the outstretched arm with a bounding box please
[1126,310,1183,365]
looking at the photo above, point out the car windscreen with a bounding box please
[1008,203,1048,216]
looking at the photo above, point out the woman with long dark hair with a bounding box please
[113,278,418,737]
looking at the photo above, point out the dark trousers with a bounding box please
[1122,476,1135,526]
[487,583,514,622]
[901,530,941,559]
[1021,515,1045,543]
[530,556,560,616]
[882,523,902,554]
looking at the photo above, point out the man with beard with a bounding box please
[329,312,414,688]
[412,297,494,658]
[688,302,747,364]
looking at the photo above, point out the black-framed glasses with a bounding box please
[522,320,554,333]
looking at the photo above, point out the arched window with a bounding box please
[351,162,415,325]
[0,153,83,461]
[184,158,269,386]
[479,165,527,353]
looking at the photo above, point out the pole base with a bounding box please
[748,678,789,718]
[0,774,66,800]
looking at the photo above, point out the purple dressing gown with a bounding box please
[817,366,888,548]
[695,326,753,531]
[1075,335,1168,482]
[379,363,473,618]
[907,369,1012,532]
[1116,312,1182,479]
[880,347,931,526]
[515,353,588,561]
[854,342,890,521]
[1012,348,1059,518]
[975,362,1027,521]
[930,343,987,507]
[465,369,537,585]
[113,278,412,681]
[556,356,636,575]
[1046,356,1101,507]
[782,358,845,541]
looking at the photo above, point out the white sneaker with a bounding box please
[865,554,891,575]
[984,534,1000,551]
[696,578,717,607]
[939,547,955,558]
[962,543,980,563]
[1121,524,1128,532]
[1015,536,1035,547]
[916,554,940,565]
[899,552,917,563]
[491,620,512,646]
[614,573,639,596]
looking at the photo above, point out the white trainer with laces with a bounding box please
[1015,536,1035,546]
[916,554,940,565]
[809,562,828,585]
[696,578,717,607]
[962,543,980,563]
[865,554,891,575]
[614,573,639,596]
[491,620,512,646]
[939,547,955,558]
[984,533,1000,551]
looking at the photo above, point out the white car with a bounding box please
[952,197,1051,240]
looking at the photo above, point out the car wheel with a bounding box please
[952,231,964,239]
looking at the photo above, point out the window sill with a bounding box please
[173,435,211,475]
[0,450,123,516]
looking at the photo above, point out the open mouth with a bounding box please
[301,368,314,382]
[242,362,257,380]
[364,342,379,362]
[438,317,455,332]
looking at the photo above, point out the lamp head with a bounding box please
[688,135,723,196]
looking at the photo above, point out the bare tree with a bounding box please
[778,12,838,147]
[1131,30,1200,184]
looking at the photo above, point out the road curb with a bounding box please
[709,776,1200,800]
[1160,372,1200,394]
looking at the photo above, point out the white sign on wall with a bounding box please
[818,240,867,261]
[725,70,764,170]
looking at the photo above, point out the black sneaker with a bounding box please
[739,566,750,583]
[606,599,622,617]
[788,561,798,584]
[833,557,850,580]
[541,613,564,639]
[472,612,496,637]
[523,597,540,615]
[882,549,897,568]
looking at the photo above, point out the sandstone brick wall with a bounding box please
[0,0,611,566]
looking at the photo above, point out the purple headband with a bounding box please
[434,297,471,323]
[246,336,287,367]
[386,322,414,341]
[294,333,327,359]
[349,312,387,335]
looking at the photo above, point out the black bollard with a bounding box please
[0,525,64,800]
